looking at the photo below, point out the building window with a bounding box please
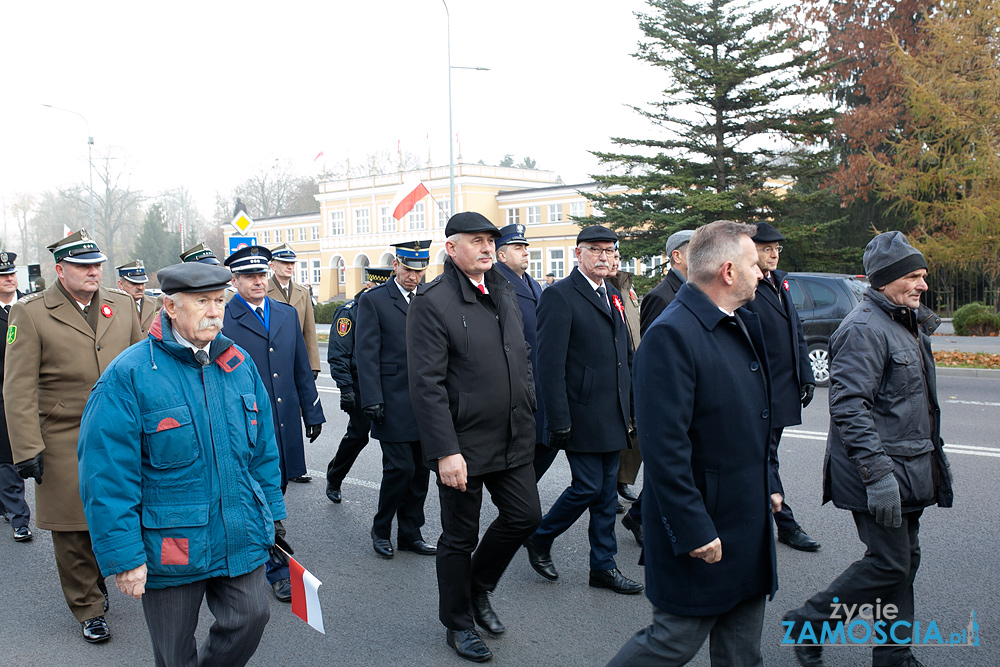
[437,200,451,228]
[548,248,565,279]
[261,229,271,245]
[297,261,307,285]
[548,204,563,223]
[311,225,319,240]
[330,211,345,236]
[380,206,394,233]
[408,202,425,230]
[355,208,371,235]
[571,249,579,271]
[527,206,541,224]
[298,227,307,242]
[311,260,321,285]
[621,257,637,274]
[273,229,282,243]
[529,249,542,279]
[570,201,585,219]
[337,258,346,285]
[506,208,520,226]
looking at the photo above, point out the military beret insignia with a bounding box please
[337,317,352,337]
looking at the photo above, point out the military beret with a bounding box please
[576,225,617,245]
[157,263,233,295]
[445,212,501,237]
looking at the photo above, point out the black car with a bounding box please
[784,272,869,386]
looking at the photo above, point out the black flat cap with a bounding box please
[157,263,233,295]
[445,212,501,237]
[576,225,617,244]
[751,222,785,244]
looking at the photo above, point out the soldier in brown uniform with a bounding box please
[115,260,157,334]
[4,230,142,643]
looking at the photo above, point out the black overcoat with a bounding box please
[635,283,778,616]
[638,267,684,336]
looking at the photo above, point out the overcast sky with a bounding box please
[1,0,662,227]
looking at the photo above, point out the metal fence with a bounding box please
[924,264,1000,317]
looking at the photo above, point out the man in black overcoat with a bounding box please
[638,228,694,336]
[525,225,643,596]
[0,252,30,542]
[407,212,540,663]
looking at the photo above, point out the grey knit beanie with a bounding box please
[863,232,927,289]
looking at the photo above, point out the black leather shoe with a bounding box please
[524,537,558,581]
[616,499,627,514]
[621,513,643,547]
[13,526,32,542]
[617,482,639,502]
[778,527,821,552]
[289,475,312,483]
[326,483,342,503]
[372,530,394,559]
[471,592,505,635]
[446,628,493,662]
[81,616,111,643]
[97,578,109,613]
[589,568,644,595]
[397,539,437,555]
[271,577,292,602]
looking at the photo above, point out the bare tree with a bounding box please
[231,160,298,219]
[8,193,36,260]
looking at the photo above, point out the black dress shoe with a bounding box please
[271,577,292,602]
[326,483,342,503]
[446,628,493,662]
[372,530,394,559]
[524,537,558,581]
[778,527,821,552]
[617,482,639,503]
[397,539,437,555]
[13,526,32,542]
[621,513,643,547]
[97,578,109,613]
[616,499,627,514]
[471,592,505,636]
[289,475,312,483]
[589,568,644,595]
[81,616,111,643]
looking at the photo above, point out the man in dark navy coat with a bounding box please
[608,220,780,667]
[0,252,31,542]
[526,225,643,595]
[493,223,553,481]
[743,222,820,553]
[356,240,436,559]
[222,244,325,601]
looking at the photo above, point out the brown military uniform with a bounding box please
[138,295,157,335]
[607,271,643,485]
[268,275,320,373]
[4,283,142,620]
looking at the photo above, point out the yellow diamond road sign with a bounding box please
[231,211,255,234]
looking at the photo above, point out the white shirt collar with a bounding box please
[581,272,605,291]
[172,328,211,354]
[394,277,416,299]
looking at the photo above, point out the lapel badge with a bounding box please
[101,304,113,318]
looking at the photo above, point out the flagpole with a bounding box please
[442,0,456,215]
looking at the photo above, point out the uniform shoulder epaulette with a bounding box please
[18,292,44,305]
[108,288,132,297]
[339,299,356,310]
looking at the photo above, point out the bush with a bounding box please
[953,302,1000,336]
[314,301,344,324]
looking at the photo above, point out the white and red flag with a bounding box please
[313,151,324,162]
[390,179,430,220]
[289,556,325,634]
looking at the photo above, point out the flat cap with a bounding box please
[751,222,785,244]
[445,212,501,237]
[180,242,221,265]
[270,243,297,262]
[116,260,149,283]
[225,244,272,274]
[0,251,16,275]
[157,263,233,295]
[497,223,529,248]
[863,231,927,289]
[664,229,695,258]
[48,229,106,264]
[576,225,617,245]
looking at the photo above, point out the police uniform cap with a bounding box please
[445,212,501,238]
[180,242,221,265]
[750,222,785,244]
[225,244,272,274]
[48,229,107,264]
[497,223,529,248]
[0,251,16,275]
[270,243,297,262]
[576,225,617,245]
[365,267,394,284]
[157,263,234,295]
[391,240,432,270]
[116,259,149,284]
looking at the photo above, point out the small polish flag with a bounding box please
[314,151,324,162]
[63,224,73,237]
[390,179,430,220]
[290,556,325,634]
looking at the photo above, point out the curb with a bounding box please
[935,366,1000,378]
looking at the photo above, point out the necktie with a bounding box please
[477,284,487,295]
[407,291,415,303]
[195,350,210,366]
[255,306,265,320]
[2,305,8,314]
[596,285,611,315]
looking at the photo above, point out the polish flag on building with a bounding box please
[290,556,325,634]
[390,179,430,220]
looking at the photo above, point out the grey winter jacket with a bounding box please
[822,288,954,512]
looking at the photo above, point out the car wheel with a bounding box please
[808,344,830,387]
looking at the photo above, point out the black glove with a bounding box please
[548,427,571,449]
[269,520,294,568]
[313,370,320,380]
[16,454,43,485]
[340,390,357,413]
[363,404,385,425]
[305,424,322,443]
[800,383,816,408]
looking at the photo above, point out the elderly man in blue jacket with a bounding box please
[78,262,287,667]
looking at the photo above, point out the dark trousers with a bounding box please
[326,406,371,487]
[142,565,270,667]
[51,530,105,622]
[533,450,620,570]
[0,463,29,528]
[607,596,766,667]
[437,462,541,630]
[789,510,923,667]
[374,440,429,542]
[533,442,560,482]
[769,427,800,532]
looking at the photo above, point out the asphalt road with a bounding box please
[1,363,996,666]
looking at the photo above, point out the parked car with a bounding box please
[784,272,869,386]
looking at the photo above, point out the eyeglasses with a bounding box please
[581,246,615,257]
[760,245,783,255]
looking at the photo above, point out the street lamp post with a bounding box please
[41,104,95,230]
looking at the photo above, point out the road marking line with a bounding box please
[783,431,1000,458]
[301,470,380,491]
[946,399,1000,407]
[316,387,340,394]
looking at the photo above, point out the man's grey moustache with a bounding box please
[198,318,223,331]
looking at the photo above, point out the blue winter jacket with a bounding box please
[78,312,286,589]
